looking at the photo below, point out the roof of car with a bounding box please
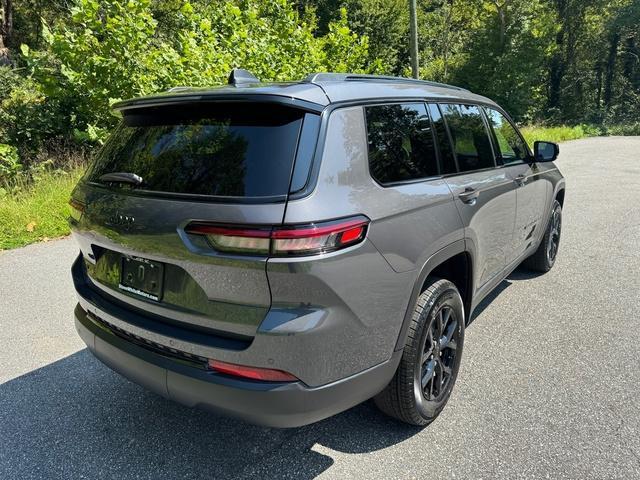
[112,72,496,112]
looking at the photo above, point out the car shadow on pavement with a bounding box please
[0,350,421,480]
[469,267,544,324]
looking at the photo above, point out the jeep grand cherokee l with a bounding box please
[69,70,565,427]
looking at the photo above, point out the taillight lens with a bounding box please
[68,198,85,222]
[185,215,369,257]
[184,225,271,255]
[208,359,298,382]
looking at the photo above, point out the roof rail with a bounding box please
[303,73,470,92]
[167,86,193,92]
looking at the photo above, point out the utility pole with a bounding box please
[409,0,419,79]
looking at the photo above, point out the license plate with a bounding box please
[119,256,164,301]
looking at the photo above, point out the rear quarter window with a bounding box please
[365,103,439,185]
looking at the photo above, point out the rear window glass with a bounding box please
[84,103,309,198]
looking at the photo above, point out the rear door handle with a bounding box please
[459,188,479,205]
[514,174,527,186]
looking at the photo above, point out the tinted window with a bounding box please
[428,104,457,175]
[440,104,495,172]
[484,108,529,165]
[289,114,321,193]
[84,103,308,197]
[365,103,439,184]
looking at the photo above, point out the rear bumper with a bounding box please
[75,303,401,428]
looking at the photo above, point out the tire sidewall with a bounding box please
[412,283,465,420]
[546,201,562,269]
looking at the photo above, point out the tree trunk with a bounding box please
[622,35,638,85]
[548,33,565,110]
[492,1,507,51]
[0,0,12,65]
[548,0,567,111]
[604,32,620,107]
[595,62,602,110]
[0,0,12,45]
[442,0,455,81]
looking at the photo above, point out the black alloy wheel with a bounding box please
[375,278,465,426]
[546,205,562,265]
[420,305,460,402]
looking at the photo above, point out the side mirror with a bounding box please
[534,141,560,163]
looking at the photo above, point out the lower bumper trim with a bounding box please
[75,304,401,428]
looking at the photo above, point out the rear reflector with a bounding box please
[185,215,369,257]
[208,359,298,382]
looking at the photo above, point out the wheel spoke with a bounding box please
[421,359,436,389]
[442,307,452,325]
[440,319,458,349]
[422,329,434,364]
[429,374,435,399]
[436,309,444,337]
[434,360,444,396]
[422,346,433,365]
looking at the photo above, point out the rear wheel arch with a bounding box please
[424,252,473,322]
[394,242,474,351]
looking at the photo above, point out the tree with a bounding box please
[0,0,12,64]
[19,0,375,138]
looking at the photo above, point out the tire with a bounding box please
[374,278,465,426]
[523,200,562,273]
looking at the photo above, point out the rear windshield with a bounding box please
[84,103,310,198]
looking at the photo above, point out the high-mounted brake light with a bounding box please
[208,359,298,382]
[185,216,369,257]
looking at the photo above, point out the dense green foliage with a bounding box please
[0,0,374,181]
[0,0,638,248]
[305,0,640,125]
[0,0,637,177]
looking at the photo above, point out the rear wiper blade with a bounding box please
[98,172,144,187]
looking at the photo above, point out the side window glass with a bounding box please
[428,104,457,175]
[365,103,439,185]
[440,104,495,173]
[484,108,528,165]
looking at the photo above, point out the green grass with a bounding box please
[520,123,640,147]
[520,125,591,147]
[0,169,83,250]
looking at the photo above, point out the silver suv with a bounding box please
[70,71,565,427]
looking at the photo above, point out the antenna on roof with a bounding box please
[228,68,260,86]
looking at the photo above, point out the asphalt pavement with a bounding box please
[1,137,639,479]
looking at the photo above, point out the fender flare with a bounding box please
[393,239,473,351]
[553,181,566,205]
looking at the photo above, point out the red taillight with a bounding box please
[185,216,369,257]
[208,359,298,382]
